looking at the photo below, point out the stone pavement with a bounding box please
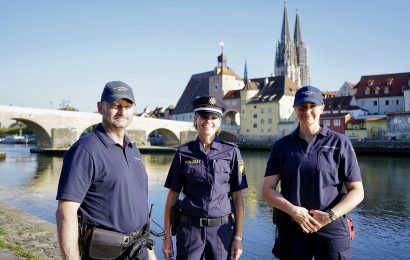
[0,202,61,259]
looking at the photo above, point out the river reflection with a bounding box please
[0,144,409,259]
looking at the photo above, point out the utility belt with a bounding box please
[78,205,164,259]
[79,222,152,260]
[178,213,233,228]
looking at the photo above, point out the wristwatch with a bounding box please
[233,235,242,241]
[326,209,338,222]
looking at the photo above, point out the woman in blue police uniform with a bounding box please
[162,96,248,260]
[262,86,364,260]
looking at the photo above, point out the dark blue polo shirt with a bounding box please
[164,137,248,218]
[265,126,362,211]
[56,124,149,234]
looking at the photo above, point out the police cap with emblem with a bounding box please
[192,95,225,117]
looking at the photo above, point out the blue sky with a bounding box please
[1,0,409,113]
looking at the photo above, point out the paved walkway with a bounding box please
[0,202,61,259]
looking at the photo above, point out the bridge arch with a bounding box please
[148,128,180,147]
[7,117,52,148]
[223,109,240,125]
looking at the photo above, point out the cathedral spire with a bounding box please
[280,2,292,43]
[294,9,302,45]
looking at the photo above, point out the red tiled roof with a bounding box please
[354,72,410,98]
[224,90,241,99]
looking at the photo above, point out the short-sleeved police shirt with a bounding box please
[164,137,248,218]
[265,126,362,211]
[56,124,149,234]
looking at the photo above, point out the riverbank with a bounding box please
[0,202,60,259]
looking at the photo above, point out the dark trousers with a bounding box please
[277,217,351,260]
[176,219,235,260]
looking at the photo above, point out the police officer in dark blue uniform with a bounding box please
[162,96,248,260]
[56,81,157,260]
[261,86,364,260]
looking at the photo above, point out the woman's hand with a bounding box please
[162,237,174,260]
[290,206,321,233]
[230,239,243,260]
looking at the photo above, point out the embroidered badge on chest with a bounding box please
[185,159,201,165]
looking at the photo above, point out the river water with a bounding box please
[0,144,409,259]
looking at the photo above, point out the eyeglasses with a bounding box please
[108,103,134,111]
[296,104,321,112]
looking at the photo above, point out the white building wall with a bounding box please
[357,97,404,115]
[404,89,410,112]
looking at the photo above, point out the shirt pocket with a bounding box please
[317,150,339,186]
[183,164,206,182]
[213,159,231,185]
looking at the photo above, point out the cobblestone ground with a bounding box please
[0,202,61,259]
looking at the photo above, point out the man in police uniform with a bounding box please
[162,96,247,260]
[56,81,156,259]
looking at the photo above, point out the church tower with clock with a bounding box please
[208,42,244,99]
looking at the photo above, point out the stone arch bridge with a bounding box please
[0,105,238,149]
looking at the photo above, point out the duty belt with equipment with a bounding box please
[178,213,232,227]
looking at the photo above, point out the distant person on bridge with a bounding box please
[162,96,248,260]
[261,86,364,260]
[56,81,157,260]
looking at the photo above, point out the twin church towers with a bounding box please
[274,3,310,87]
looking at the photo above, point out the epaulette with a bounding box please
[220,140,238,147]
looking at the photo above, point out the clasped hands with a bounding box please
[290,206,332,233]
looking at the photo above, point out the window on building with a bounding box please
[253,123,257,128]
[261,129,264,133]
[246,129,249,133]
[385,100,389,105]
[253,114,257,118]
[268,128,272,132]
[334,119,341,126]
[261,119,265,124]
[373,100,378,106]
[261,108,264,113]
[365,88,370,95]
[396,100,399,105]
[384,87,389,94]
[323,120,330,127]
[254,105,257,109]
[232,100,237,106]
[268,108,273,113]
[375,88,379,94]
[367,80,374,86]
[268,118,272,124]
[242,109,245,114]
[408,118,410,124]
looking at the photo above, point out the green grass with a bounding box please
[0,239,41,260]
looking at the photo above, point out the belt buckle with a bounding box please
[200,218,208,227]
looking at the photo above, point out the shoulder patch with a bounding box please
[238,160,245,176]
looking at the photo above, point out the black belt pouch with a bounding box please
[88,227,126,259]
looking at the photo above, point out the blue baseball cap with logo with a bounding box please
[294,86,324,107]
[101,81,135,104]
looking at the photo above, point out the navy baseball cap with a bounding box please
[192,96,225,117]
[294,86,324,107]
[101,81,135,104]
